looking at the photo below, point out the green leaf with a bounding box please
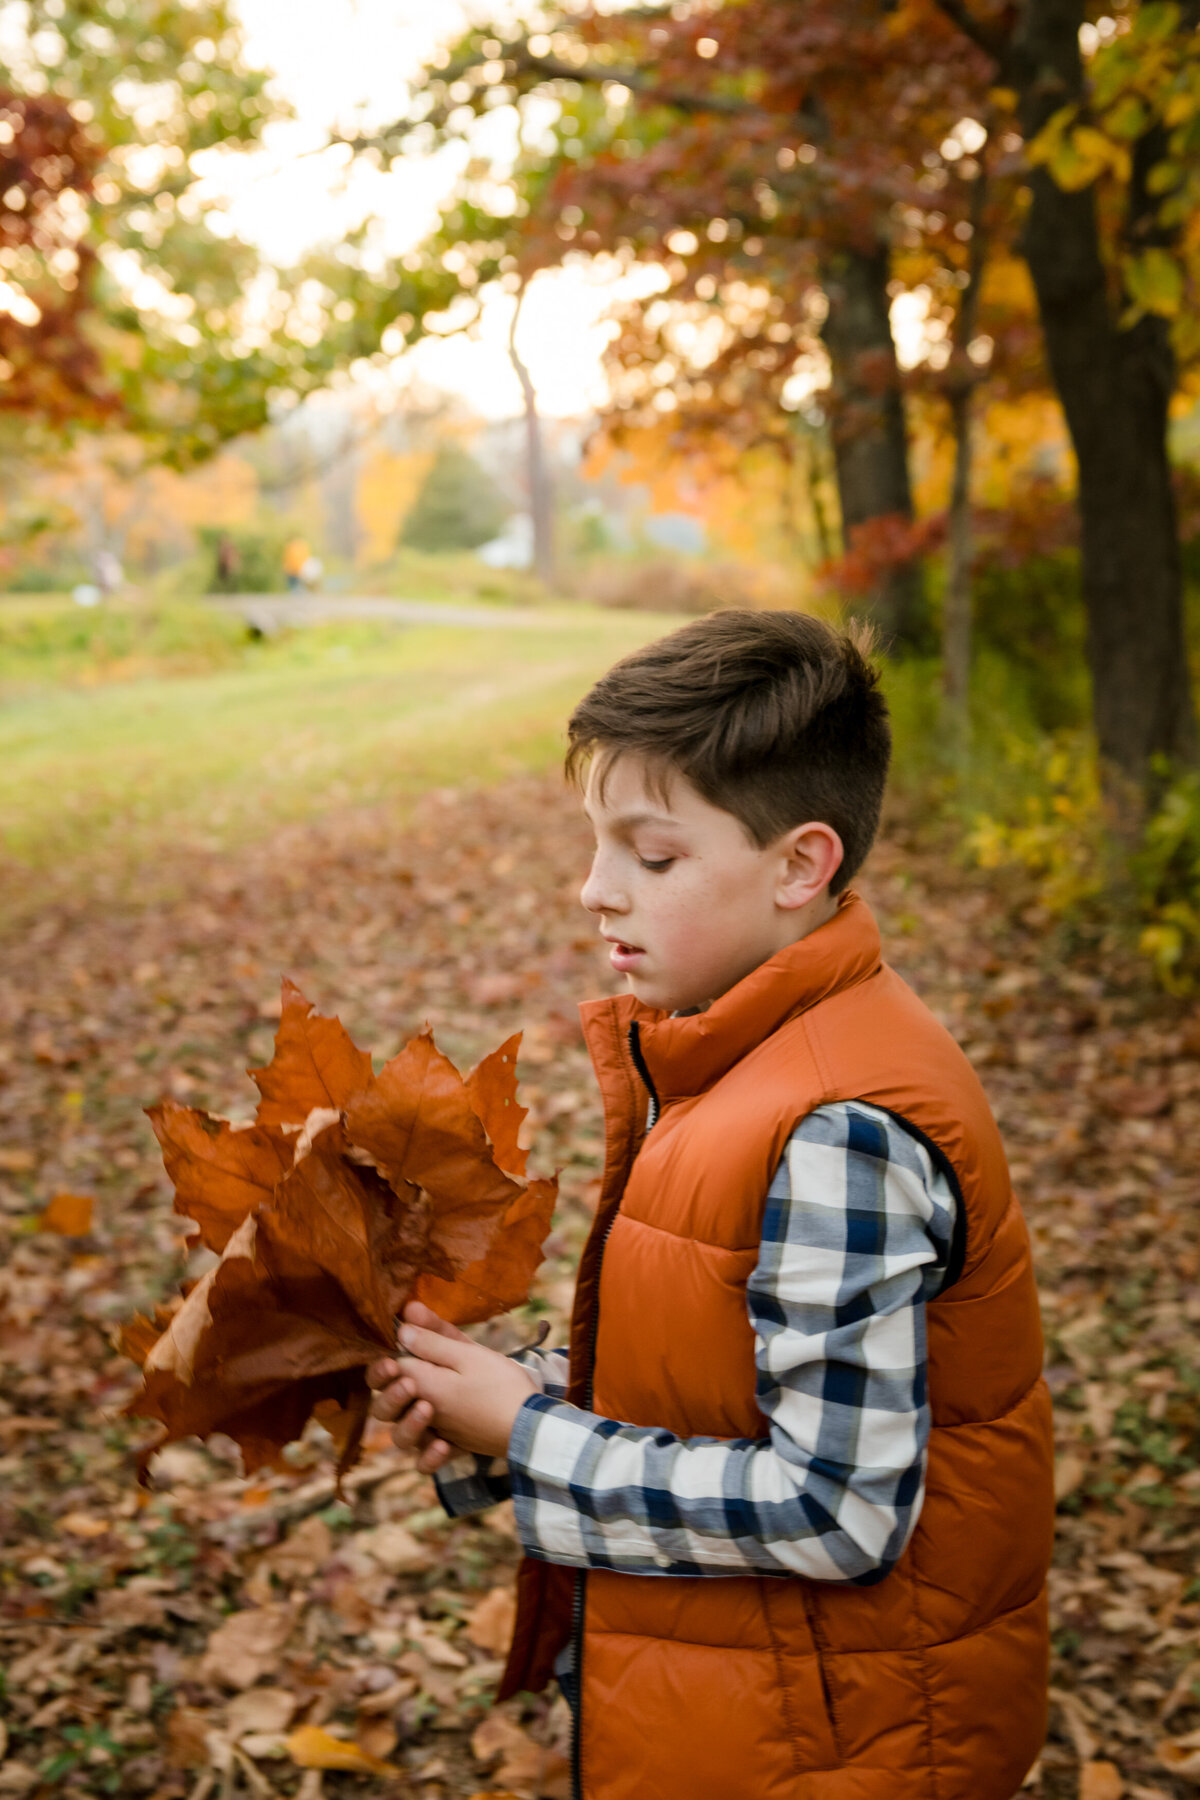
[1104,93,1150,140]
[1125,246,1184,317]
[1146,157,1182,193]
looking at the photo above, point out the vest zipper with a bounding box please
[627,1019,660,1130]
[570,1021,659,1800]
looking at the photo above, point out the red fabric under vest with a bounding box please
[501,892,1054,1799]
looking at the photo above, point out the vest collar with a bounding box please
[578,889,882,1106]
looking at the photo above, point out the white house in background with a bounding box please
[477,512,534,569]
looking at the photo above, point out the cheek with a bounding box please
[650,867,738,943]
[657,859,771,944]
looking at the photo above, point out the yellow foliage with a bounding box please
[966,735,1105,916]
[169,455,260,530]
[354,448,433,568]
[581,421,830,581]
[911,393,1073,516]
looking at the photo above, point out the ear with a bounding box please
[776,822,844,912]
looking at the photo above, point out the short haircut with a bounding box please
[566,609,890,893]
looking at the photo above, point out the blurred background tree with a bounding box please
[400,442,507,553]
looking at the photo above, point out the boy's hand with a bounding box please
[367,1300,538,1468]
[367,1302,465,1474]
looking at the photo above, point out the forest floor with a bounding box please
[1,770,1199,1800]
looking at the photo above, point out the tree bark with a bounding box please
[942,163,988,737]
[942,384,974,726]
[820,238,924,650]
[1008,0,1196,800]
[509,282,555,588]
[803,426,837,566]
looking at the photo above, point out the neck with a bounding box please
[780,884,840,951]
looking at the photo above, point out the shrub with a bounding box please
[1132,767,1200,994]
[569,555,802,614]
[966,733,1200,993]
[198,526,288,594]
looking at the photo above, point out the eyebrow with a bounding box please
[582,806,680,831]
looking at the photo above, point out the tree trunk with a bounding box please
[942,162,988,740]
[1011,0,1196,805]
[942,384,974,728]
[509,283,555,588]
[820,238,924,650]
[804,427,837,566]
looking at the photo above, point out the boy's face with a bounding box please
[581,753,842,1014]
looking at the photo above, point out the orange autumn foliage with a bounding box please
[121,980,557,1482]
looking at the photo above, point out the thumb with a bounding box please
[398,1321,469,1371]
[403,1300,470,1343]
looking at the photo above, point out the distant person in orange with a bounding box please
[282,536,310,592]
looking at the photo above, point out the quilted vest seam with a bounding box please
[796,1579,847,1765]
[927,1370,1045,1432]
[818,1581,1049,1659]
[606,1208,762,1255]
[903,1570,943,1795]
[759,1576,812,1778]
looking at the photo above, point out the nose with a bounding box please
[580,847,627,918]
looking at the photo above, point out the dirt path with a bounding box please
[1,776,1198,1798]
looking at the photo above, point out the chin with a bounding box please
[628,977,694,1013]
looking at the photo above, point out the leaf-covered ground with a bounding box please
[1,774,1198,1800]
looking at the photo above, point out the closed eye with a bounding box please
[638,857,675,873]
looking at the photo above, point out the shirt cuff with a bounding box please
[433,1344,563,1519]
[434,1451,513,1518]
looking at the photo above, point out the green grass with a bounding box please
[0,603,675,910]
[0,592,253,687]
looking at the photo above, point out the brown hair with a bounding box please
[566,609,890,892]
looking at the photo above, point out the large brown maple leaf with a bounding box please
[122,980,557,1483]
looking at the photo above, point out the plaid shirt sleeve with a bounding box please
[505,1101,957,1583]
[433,1345,570,1519]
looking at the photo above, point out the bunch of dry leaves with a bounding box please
[121,981,557,1486]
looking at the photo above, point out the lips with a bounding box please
[604,936,645,974]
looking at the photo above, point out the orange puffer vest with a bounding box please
[501,893,1054,1800]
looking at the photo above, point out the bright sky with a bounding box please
[218,0,926,420]
[211,0,638,420]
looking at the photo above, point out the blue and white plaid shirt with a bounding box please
[437,1100,957,1585]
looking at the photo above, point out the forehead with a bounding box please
[582,752,723,831]
[584,751,677,814]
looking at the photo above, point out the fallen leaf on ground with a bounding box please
[465,1584,517,1654]
[198,1605,296,1690]
[472,1713,571,1799]
[38,1192,92,1235]
[285,1723,397,1773]
[167,1707,215,1769]
[354,1714,398,1761]
[1158,1727,1200,1775]
[225,1688,297,1740]
[1080,1761,1124,1800]
[258,1515,333,1583]
[356,1521,433,1574]
[57,1511,110,1538]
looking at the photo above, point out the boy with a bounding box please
[369,611,1054,1800]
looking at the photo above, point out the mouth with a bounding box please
[603,935,646,974]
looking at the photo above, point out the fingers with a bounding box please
[366,1356,401,1394]
[389,1397,436,1452]
[370,1374,420,1424]
[417,1436,453,1475]
[396,1321,468,1371]
[403,1301,469,1343]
